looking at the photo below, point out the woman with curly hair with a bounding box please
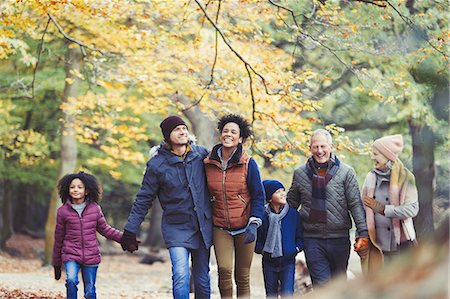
[204,114,265,298]
[52,171,125,299]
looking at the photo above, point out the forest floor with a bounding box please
[0,233,368,299]
[1,233,448,299]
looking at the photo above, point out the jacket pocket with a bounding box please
[237,194,249,205]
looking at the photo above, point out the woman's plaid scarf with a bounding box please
[306,155,340,223]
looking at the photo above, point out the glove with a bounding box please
[363,196,385,215]
[243,223,258,244]
[120,230,140,253]
[54,266,61,280]
[353,237,370,259]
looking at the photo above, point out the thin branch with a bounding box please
[31,17,51,100]
[312,62,369,99]
[267,0,365,86]
[384,0,448,59]
[256,110,295,146]
[48,14,103,56]
[182,0,222,111]
[350,0,387,7]
[245,64,256,126]
[181,89,209,112]
[194,0,275,96]
[207,0,221,86]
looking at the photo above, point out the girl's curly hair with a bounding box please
[57,171,102,204]
[217,114,253,143]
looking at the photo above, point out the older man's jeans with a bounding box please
[64,260,98,299]
[169,246,211,299]
[303,237,350,287]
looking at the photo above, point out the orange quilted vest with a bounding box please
[204,147,251,229]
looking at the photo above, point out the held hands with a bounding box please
[353,237,370,259]
[243,223,258,244]
[54,265,61,280]
[363,196,385,215]
[120,230,141,253]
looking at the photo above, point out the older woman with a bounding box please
[361,134,419,274]
[204,114,265,298]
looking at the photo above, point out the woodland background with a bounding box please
[0,0,448,297]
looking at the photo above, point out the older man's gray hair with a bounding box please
[309,129,333,145]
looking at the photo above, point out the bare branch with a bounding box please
[313,62,369,99]
[350,0,387,7]
[245,64,256,126]
[267,0,365,86]
[332,119,402,131]
[256,110,295,146]
[194,0,276,96]
[384,0,448,59]
[31,17,51,100]
[181,89,209,112]
[207,0,222,86]
[48,14,103,56]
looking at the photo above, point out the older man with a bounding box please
[121,115,213,299]
[287,129,369,286]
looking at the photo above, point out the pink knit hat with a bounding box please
[373,134,403,161]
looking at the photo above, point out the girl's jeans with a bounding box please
[64,260,98,299]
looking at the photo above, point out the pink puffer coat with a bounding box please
[52,201,123,266]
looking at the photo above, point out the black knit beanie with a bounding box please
[160,115,187,141]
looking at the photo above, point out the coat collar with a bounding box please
[159,143,200,165]
[206,143,249,170]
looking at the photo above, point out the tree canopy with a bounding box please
[0,0,448,251]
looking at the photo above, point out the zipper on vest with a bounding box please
[222,170,231,228]
[79,215,85,263]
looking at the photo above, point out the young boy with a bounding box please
[256,180,304,298]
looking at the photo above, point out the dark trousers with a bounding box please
[262,260,295,298]
[303,237,350,287]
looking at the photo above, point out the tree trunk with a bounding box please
[144,199,165,249]
[43,44,82,264]
[12,183,27,234]
[184,108,216,149]
[0,180,13,250]
[409,121,435,241]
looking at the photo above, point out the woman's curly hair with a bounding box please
[57,171,102,204]
[217,114,253,143]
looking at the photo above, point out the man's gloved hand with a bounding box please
[363,196,385,215]
[243,223,258,244]
[120,230,140,253]
[353,237,370,259]
[54,265,61,280]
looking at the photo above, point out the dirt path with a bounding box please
[0,235,268,298]
[0,252,268,298]
[0,234,364,298]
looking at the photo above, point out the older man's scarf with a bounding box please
[306,156,340,223]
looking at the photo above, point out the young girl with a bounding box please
[52,171,124,299]
[256,180,304,298]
